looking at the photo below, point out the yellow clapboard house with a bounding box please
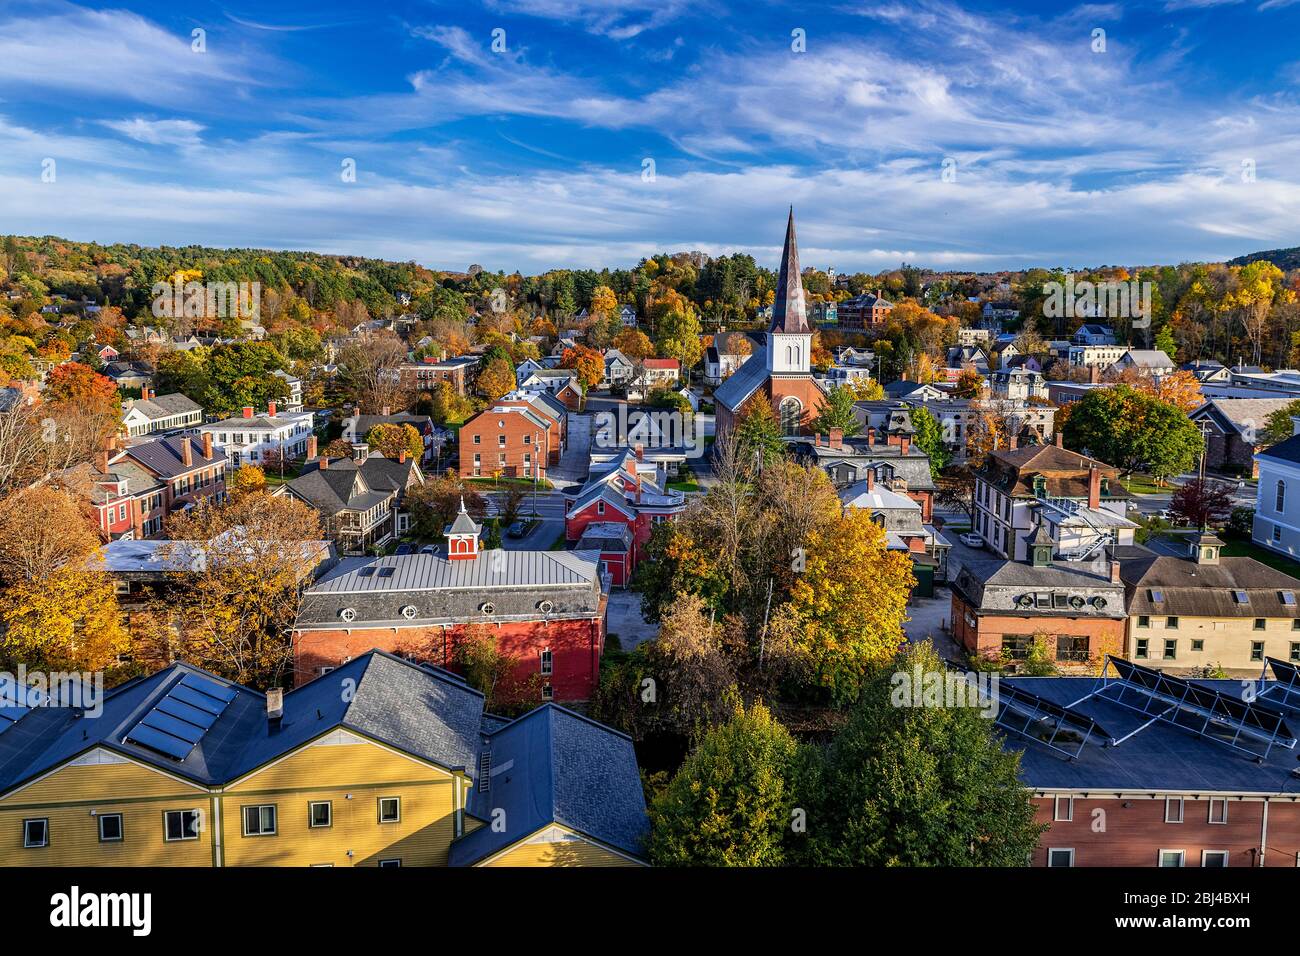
[0,651,647,867]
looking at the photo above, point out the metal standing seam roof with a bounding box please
[308,550,602,594]
[123,434,224,477]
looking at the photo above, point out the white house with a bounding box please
[120,390,203,438]
[1068,343,1128,370]
[602,349,635,388]
[1253,418,1300,557]
[273,370,304,412]
[198,405,315,467]
[619,305,638,327]
[1111,349,1176,379]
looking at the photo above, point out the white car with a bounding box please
[959,533,984,548]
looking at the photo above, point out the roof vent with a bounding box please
[537,600,554,614]
[401,605,417,619]
[339,607,356,623]
[480,602,495,616]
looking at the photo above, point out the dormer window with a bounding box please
[1233,590,1249,605]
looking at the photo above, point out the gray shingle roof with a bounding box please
[713,349,769,412]
[124,434,224,478]
[451,704,648,864]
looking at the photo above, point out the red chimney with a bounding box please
[866,468,875,492]
[95,449,109,474]
[399,449,407,464]
[307,435,317,460]
[635,443,644,461]
[1110,559,1121,584]
[267,401,276,418]
[1088,466,1101,509]
[319,457,328,470]
[202,432,213,459]
[1054,431,1063,448]
[181,438,193,468]
[867,426,876,445]
[829,428,843,450]
[242,406,254,419]
[900,435,910,456]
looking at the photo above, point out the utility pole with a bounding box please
[758,576,774,671]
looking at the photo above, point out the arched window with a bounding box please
[778,396,802,436]
[1278,480,1287,513]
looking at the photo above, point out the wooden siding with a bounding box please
[482,826,644,867]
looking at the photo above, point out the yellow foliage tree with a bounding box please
[228,463,267,499]
[0,563,128,672]
[778,508,914,704]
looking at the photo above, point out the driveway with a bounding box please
[605,589,658,650]
[547,412,591,490]
[904,587,964,662]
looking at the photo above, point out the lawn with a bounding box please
[1119,473,1171,496]
[1220,535,1300,577]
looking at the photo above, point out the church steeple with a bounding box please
[770,207,810,335]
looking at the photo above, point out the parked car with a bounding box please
[506,520,530,538]
[418,544,437,555]
[393,543,414,555]
[959,532,984,548]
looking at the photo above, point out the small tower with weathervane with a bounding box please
[445,498,481,561]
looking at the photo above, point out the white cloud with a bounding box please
[99,118,205,148]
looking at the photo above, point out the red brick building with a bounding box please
[950,527,1128,670]
[458,392,565,479]
[714,210,828,438]
[292,506,607,702]
[396,355,478,396]
[1002,661,1300,867]
[836,290,894,329]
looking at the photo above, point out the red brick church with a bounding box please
[714,209,828,436]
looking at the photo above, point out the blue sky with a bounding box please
[2,0,1299,274]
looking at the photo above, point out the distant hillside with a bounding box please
[1228,246,1300,271]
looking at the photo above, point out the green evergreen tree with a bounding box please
[809,384,862,437]
[909,405,952,478]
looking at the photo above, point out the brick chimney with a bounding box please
[266,687,284,723]
[815,433,823,447]
[319,456,328,470]
[399,449,407,464]
[1008,434,1018,450]
[829,427,843,450]
[866,468,875,492]
[242,406,254,419]
[267,401,277,418]
[867,426,876,445]
[382,405,391,417]
[900,435,910,456]
[634,443,644,461]
[306,435,318,460]
[1110,558,1121,584]
[95,448,110,474]
[202,432,213,460]
[1054,431,1063,448]
[181,438,193,468]
[1087,466,1101,509]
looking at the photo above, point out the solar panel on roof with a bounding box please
[124,672,236,760]
[1075,656,1296,759]
[995,682,1107,760]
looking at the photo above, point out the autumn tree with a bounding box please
[451,625,542,715]
[335,335,410,414]
[366,422,423,460]
[476,357,516,401]
[404,472,487,541]
[0,486,126,673]
[227,463,267,499]
[952,367,984,399]
[1170,478,1234,529]
[589,285,618,318]
[769,508,914,705]
[160,491,325,686]
[733,394,785,469]
[613,328,654,360]
[560,344,605,390]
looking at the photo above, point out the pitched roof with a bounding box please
[283,463,394,516]
[1258,432,1300,464]
[769,208,811,335]
[451,704,648,865]
[977,444,1128,499]
[1192,398,1293,438]
[1120,553,1300,617]
[126,392,202,421]
[124,434,223,478]
[0,652,487,796]
[712,350,769,411]
[1122,349,1175,368]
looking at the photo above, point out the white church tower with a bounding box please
[767,207,812,376]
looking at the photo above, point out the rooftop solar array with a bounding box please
[123,673,237,760]
[1257,657,1300,711]
[1077,656,1296,759]
[994,682,1108,760]
[0,684,44,735]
